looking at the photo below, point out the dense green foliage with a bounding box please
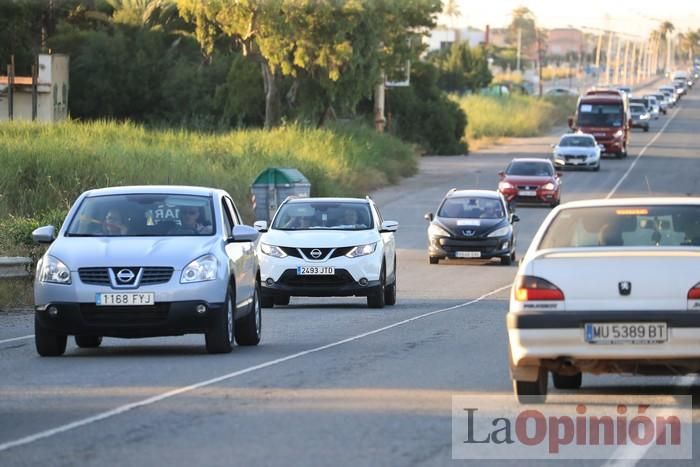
[427,42,492,94]
[0,120,417,224]
[384,61,468,154]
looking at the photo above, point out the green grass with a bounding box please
[452,94,577,141]
[0,120,417,223]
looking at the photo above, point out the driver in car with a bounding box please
[180,207,212,234]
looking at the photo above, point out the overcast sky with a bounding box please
[438,0,700,37]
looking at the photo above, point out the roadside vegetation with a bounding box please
[453,94,577,147]
[0,120,416,252]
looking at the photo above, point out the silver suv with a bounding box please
[32,186,261,356]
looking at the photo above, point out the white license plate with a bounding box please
[455,251,481,258]
[297,266,335,275]
[519,190,537,197]
[584,322,667,344]
[96,292,155,306]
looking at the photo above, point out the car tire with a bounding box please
[513,367,548,403]
[75,335,102,348]
[35,317,67,357]
[260,291,275,308]
[593,163,600,172]
[205,286,235,354]
[273,294,290,306]
[644,125,649,132]
[500,255,512,266]
[511,250,516,262]
[367,265,386,309]
[235,282,262,346]
[384,259,397,306]
[429,257,440,265]
[550,199,560,208]
[552,371,582,390]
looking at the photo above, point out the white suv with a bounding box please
[255,197,398,308]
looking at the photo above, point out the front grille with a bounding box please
[79,268,110,285]
[80,303,169,324]
[564,155,587,161]
[278,269,355,287]
[279,247,354,259]
[141,267,174,285]
[440,238,499,252]
[516,185,539,191]
[299,248,333,260]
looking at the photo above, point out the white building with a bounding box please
[425,27,486,52]
[0,54,70,122]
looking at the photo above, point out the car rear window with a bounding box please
[65,194,215,237]
[538,206,700,249]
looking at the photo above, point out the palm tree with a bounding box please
[678,30,700,64]
[658,21,675,72]
[442,0,461,30]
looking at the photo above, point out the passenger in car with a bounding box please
[598,223,624,246]
[101,209,128,235]
[181,206,213,234]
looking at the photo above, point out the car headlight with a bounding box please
[614,130,624,138]
[181,254,218,283]
[553,152,563,159]
[346,242,377,258]
[542,182,556,191]
[498,181,514,190]
[428,223,451,238]
[260,243,287,258]
[487,225,511,238]
[641,114,650,120]
[37,255,71,285]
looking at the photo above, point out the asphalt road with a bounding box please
[1,88,699,466]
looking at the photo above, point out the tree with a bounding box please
[442,0,460,29]
[428,42,492,93]
[176,0,440,129]
[678,30,700,64]
[658,21,675,71]
[506,7,536,55]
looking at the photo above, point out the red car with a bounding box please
[497,158,562,208]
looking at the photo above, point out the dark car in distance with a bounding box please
[425,189,518,265]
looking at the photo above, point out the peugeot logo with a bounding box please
[618,281,632,296]
[310,249,323,259]
[117,269,135,283]
[463,229,476,237]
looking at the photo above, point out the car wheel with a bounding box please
[384,258,397,306]
[367,265,386,309]
[552,371,582,390]
[644,125,649,132]
[511,250,516,262]
[500,254,512,266]
[75,335,102,348]
[235,282,262,346]
[35,317,67,357]
[205,286,235,354]
[550,199,560,208]
[512,367,548,403]
[593,163,600,172]
[273,294,290,306]
[429,257,440,265]
[260,291,275,308]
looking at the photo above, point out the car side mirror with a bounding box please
[380,220,399,233]
[497,171,505,178]
[230,225,259,243]
[556,172,563,178]
[424,212,434,222]
[550,143,556,149]
[512,214,520,223]
[32,225,56,244]
[253,220,268,232]
[598,144,605,150]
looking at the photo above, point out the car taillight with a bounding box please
[514,275,565,301]
[688,283,700,299]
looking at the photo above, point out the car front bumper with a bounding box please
[428,235,512,259]
[35,300,226,338]
[553,155,599,168]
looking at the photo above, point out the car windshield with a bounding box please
[506,161,554,177]
[539,205,700,249]
[630,105,646,114]
[577,103,623,127]
[272,202,373,230]
[438,197,504,219]
[65,194,215,237]
[559,136,594,147]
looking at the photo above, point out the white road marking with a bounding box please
[0,334,33,345]
[606,104,682,199]
[0,284,512,453]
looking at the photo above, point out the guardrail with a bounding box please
[0,257,32,279]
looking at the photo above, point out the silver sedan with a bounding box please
[551,133,601,171]
[32,185,261,355]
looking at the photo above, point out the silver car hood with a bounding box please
[48,236,220,270]
[556,146,596,155]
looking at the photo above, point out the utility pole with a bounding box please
[374,72,386,133]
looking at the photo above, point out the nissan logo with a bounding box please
[310,249,323,259]
[117,269,135,283]
[618,281,632,296]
